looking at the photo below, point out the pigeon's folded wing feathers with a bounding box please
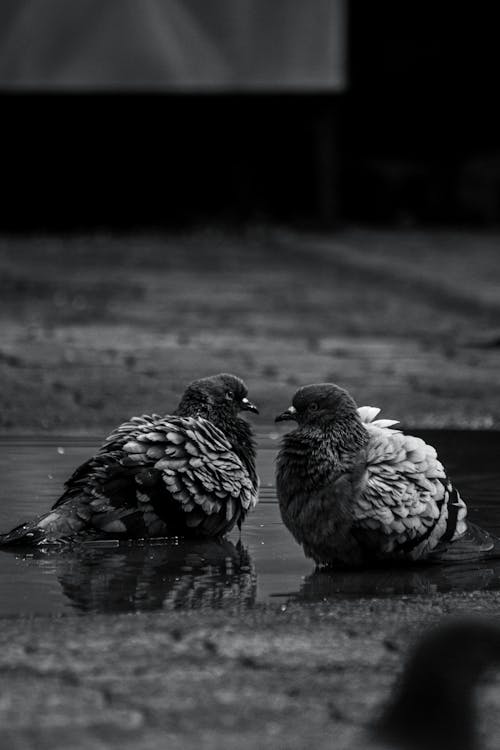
[133,416,257,513]
[353,421,468,560]
[72,414,257,512]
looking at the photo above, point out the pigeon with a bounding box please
[275,383,499,566]
[0,374,259,547]
[373,618,500,750]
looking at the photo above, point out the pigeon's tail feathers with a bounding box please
[428,521,500,563]
[357,405,400,430]
[0,498,148,548]
[0,508,82,547]
[0,500,91,548]
[0,521,48,547]
[483,528,500,559]
[0,492,105,548]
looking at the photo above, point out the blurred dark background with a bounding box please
[1,1,500,229]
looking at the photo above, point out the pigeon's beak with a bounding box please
[240,397,259,414]
[275,405,297,422]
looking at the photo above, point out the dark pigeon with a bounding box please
[0,374,259,546]
[275,383,500,566]
[373,618,500,750]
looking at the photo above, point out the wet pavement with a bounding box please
[0,430,499,617]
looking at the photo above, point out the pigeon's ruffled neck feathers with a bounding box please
[175,392,246,433]
[175,390,257,490]
[225,416,258,489]
[303,410,369,453]
[175,390,217,422]
[278,415,369,491]
[174,387,235,424]
[209,413,257,490]
[332,410,368,446]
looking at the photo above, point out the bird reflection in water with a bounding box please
[14,539,256,613]
[296,562,499,601]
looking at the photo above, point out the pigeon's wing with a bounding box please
[68,415,257,536]
[0,415,257,546]
[352,419,471,561]
[128,415,259,533]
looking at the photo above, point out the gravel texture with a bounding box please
[1,227,500,432]
[1,594,500,749]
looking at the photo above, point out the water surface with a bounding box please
[0,431,499,616]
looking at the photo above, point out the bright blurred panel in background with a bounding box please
[2,1,500,227]
[0,0,346,91]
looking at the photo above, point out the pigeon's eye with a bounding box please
[309,402,319,412]
[225,390,234,401]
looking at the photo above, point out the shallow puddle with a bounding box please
[0,430,499,616]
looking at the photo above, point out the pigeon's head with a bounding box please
[177,373,259,423]
[275,383,358,427]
